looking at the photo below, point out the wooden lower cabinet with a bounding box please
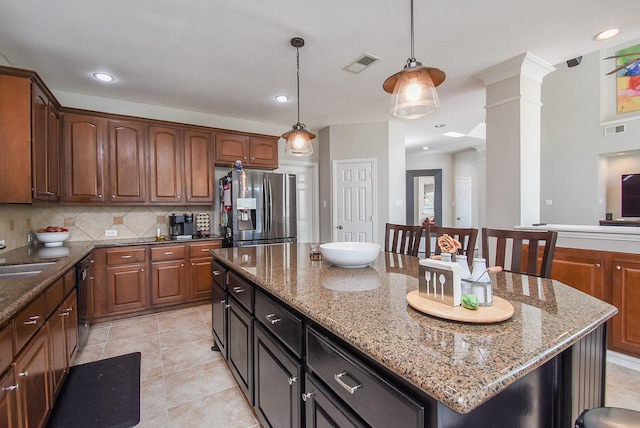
[612,258,640,355]
[551,247,608,301]
[150,260,188,307]
[189,241,220,301]
[303,373,365,428]
[15,327,50,428]
[253,323,302,428]
[212,283,228,358]
[0,366,20,428]
[47,283,78,401]
[227,297,253,404]
[106,263,148,315]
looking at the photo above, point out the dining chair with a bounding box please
[384,223,422,257]
[481,228,558,278]
[423,225,478,266]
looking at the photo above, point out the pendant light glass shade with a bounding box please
[283,37,315,156]
[383,0,445,119]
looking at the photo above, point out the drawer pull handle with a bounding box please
[2,384,18,391]
[164,251,174,255]
[201,249,210,252]
[18,371,28,377]
[301,391,315,401]
[233,286,244,293]
[288,376,297,385]
[59,312,70,317]
[23,320,38,325]
[616,265,621,270]
[121,255,133,259]
[266,313,281,324]
[213,270,221,276]
[29,315,40,320]
[220,299,231,309]
[334,372,362,394]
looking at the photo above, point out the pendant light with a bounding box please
[283,37,315,156]
[383,0,445,119]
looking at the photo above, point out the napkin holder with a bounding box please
[418,259,462,307]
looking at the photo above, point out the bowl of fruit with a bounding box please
[36,226,70,247]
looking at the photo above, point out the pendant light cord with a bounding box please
[410,0,414,60]
[296,46,301,125]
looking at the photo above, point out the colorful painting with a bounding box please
[616,43,640,114]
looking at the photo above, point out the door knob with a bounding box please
[338,225,343,229]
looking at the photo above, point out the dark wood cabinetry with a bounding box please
[551,247,608,301]
[15,327,50,428]
[215,133,278,169]
[62,113,106,203]
[189,241,220,300]
[148,126,183,203]
[184,130,215,203]
[0,366,20,428]
[612,258,640,355]
[150,245,188,307]
[0,68,61,203]
[212,282,228,358]
[108,120,146,203]
[228,298,254,404]
[254,323,302,428]
[303,373,365,428]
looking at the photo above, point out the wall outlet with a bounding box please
[105,229,118,237]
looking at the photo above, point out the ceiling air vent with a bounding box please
[604,124,626,136]
[343,53,380,74]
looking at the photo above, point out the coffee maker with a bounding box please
[168,213,194,240]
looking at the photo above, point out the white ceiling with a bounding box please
[1,0,640,155]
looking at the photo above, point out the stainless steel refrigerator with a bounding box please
[219,170,297,247]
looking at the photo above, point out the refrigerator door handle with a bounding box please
[263,175,271,234]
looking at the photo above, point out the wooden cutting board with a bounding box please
[406,290,514,323]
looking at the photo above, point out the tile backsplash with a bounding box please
[0,204,213,253]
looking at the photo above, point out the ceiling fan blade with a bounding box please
[606,59,640,75]
[603,52,640,60]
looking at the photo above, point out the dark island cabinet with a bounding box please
[212,282,228,358]
[303,373,366,428]
[227,297,254,404]
[253,323,302,428]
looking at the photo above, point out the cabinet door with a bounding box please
[63,290,79,366]
[47,104,61,202]
[254,323,302,428]
[184,130,214,203]
[249,137,278,169]
[0,366,20,428]
[106,263,148,315]
[212,283,228,358]
[148,126,183,203]
[612,258,640,355]
[215,133,248,165]
[190,257,214,301]
[32,84,49,201]
[48,304,66,399]
[150,260,188,307]
[228,299,253,404]
[63,113,106,203]
[15,328,50,428]
[108,120,146,203]
[551,248,608,301]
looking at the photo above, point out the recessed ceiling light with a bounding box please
[443,132,465,138]
[594,28,621,41]
[275,95,290,103]
[92,72,115,82]
[422,146,429,151]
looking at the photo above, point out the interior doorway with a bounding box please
[406,169,442,226]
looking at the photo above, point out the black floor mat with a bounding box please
[47,352,141,428]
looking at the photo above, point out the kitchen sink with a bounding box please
[0,262,55,280]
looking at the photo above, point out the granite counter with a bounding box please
[212,243,617,419]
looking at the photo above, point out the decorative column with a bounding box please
[475,53,555,228]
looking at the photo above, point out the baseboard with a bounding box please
[607,350,640,372]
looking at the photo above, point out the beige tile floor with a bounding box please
[72,304,640,427]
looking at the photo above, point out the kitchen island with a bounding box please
[211,243,618,428]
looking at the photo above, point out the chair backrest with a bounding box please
[424,225,478,266]
[384,223,422,257]
[481,228,558,278]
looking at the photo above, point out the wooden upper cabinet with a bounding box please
[184,130,214,203]
[215,133,279,169]
[63,113,106,203]
[249,137,278,169]
[148,126,183,203]
[108,120,146,203]
[33,83,61,202]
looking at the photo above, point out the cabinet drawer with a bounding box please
[211,260,227,290]
[106,247,146,265]
[228,271,253,313]
[0,322,12,374]
[255,290,303,358]
[45,276,65,318]
[14,294,46,354]
[189,241,221,257]
[306,327,424,428]
[150,244,186,261]
[63,267,77,295]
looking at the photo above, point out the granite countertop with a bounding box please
[0,235,222,327]
[211,243,618,414]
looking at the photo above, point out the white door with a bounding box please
[333,160,375,242]
[455,177,472,228]
[276,162,318,243]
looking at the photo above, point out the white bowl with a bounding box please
[320,242,381,268]
[36,231,70,247]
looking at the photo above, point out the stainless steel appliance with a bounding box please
[219,170,297,247]
[169,213,195,240]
